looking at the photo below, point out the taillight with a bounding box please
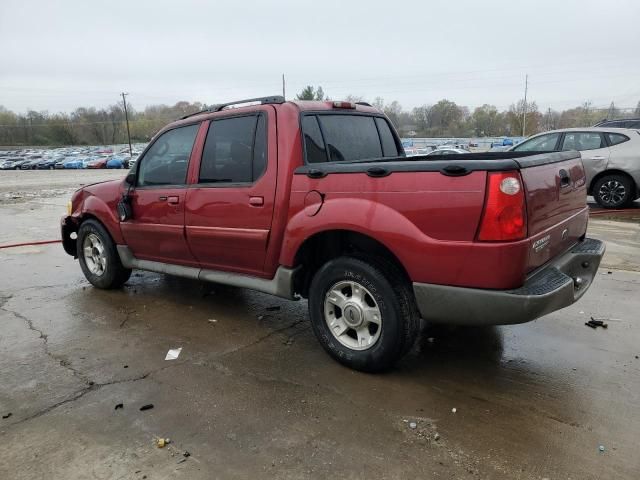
[477,171,527,241]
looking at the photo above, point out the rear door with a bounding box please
[559,131,610,186]
[184,109,277,276]
[120,123,200,266]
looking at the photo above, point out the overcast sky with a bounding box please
[1,0,639,114]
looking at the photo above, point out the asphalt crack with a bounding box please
[1,365,180,430]
[0,301,92,385]
[217,317,306,358]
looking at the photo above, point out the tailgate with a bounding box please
[516,151,589,272]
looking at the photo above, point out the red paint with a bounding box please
[63,100,589,291]
[0,239,61,249]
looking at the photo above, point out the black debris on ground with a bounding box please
[139,404,154,411]
[585,318,609,329]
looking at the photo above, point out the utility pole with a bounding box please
[282,74,286,99]
[547,107,552,130]
[522,74,528,137]
[121,92,132,158]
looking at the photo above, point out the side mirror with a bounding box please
[125,172,136,185]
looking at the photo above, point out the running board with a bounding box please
[117,245,298,300]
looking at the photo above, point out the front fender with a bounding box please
[81,195,125,244]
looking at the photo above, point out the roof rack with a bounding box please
[180,95,286,120]
[355,101,372,107]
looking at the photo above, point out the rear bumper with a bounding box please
[413,238,605,326]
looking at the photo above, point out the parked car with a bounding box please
[593,118,640,129]
[85,157,109,169]
[61,96,604,372]
[63,157,88,169]
[36,157,61,169]
[21,158,45,170]
[106,157,126,169]
[425,148,470,155]
[3,158,31,170]
[511,127,640,208]
[0,157,24,169]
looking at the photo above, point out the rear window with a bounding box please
[302,114,398,163]
[606,132,629,146]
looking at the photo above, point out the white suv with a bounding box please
[511,127,640,208]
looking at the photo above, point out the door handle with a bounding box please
[589,156,605,160]
[167,196,180,205]
[249,196,264,206]
[559,169,571,188]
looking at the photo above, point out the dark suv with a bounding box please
[593,118,640,129]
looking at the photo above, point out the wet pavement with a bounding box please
[1,171,639,479]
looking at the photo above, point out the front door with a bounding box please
[120,123,200,266]
[185,110,277,276]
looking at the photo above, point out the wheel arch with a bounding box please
[588,169,637,197]
[292,229,411,298]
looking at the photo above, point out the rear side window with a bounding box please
[199,115,266,184]
[319,115,382,162]
[606,132,629,146]
[561,132,604,151]
[513,132,560,152]
[375,117,399,156]
[302,114,399,163]
[302,116,328,164]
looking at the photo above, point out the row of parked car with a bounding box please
[0,144,146,171]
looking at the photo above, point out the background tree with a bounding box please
[507,99,541,136]
[295,86,325,101]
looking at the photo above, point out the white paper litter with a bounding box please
[165,347,182,360]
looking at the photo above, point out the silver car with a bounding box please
[511,127,640,208]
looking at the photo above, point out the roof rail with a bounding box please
[355,101,372,107]
[181,95,285,120]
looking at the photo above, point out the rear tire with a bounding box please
[308,256,419,372]
[593,174,634,209]
[77,219,131,289]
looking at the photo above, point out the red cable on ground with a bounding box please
[0,239,62,249]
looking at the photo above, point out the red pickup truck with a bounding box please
[62,96,605,371]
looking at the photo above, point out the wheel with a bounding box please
[593,174,634,209]
[308,256,419,372]
[77,219,131,289]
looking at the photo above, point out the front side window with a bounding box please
[199,114,266,184]
[513,132,560,152]
[561,132,604,151]
[606,132,629,146]
[138,124,199,187]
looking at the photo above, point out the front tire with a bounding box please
[308,256,419,372]
[593,174,634,209]
[77,219,131,289]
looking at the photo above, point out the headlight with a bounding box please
[67,200,72,215]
